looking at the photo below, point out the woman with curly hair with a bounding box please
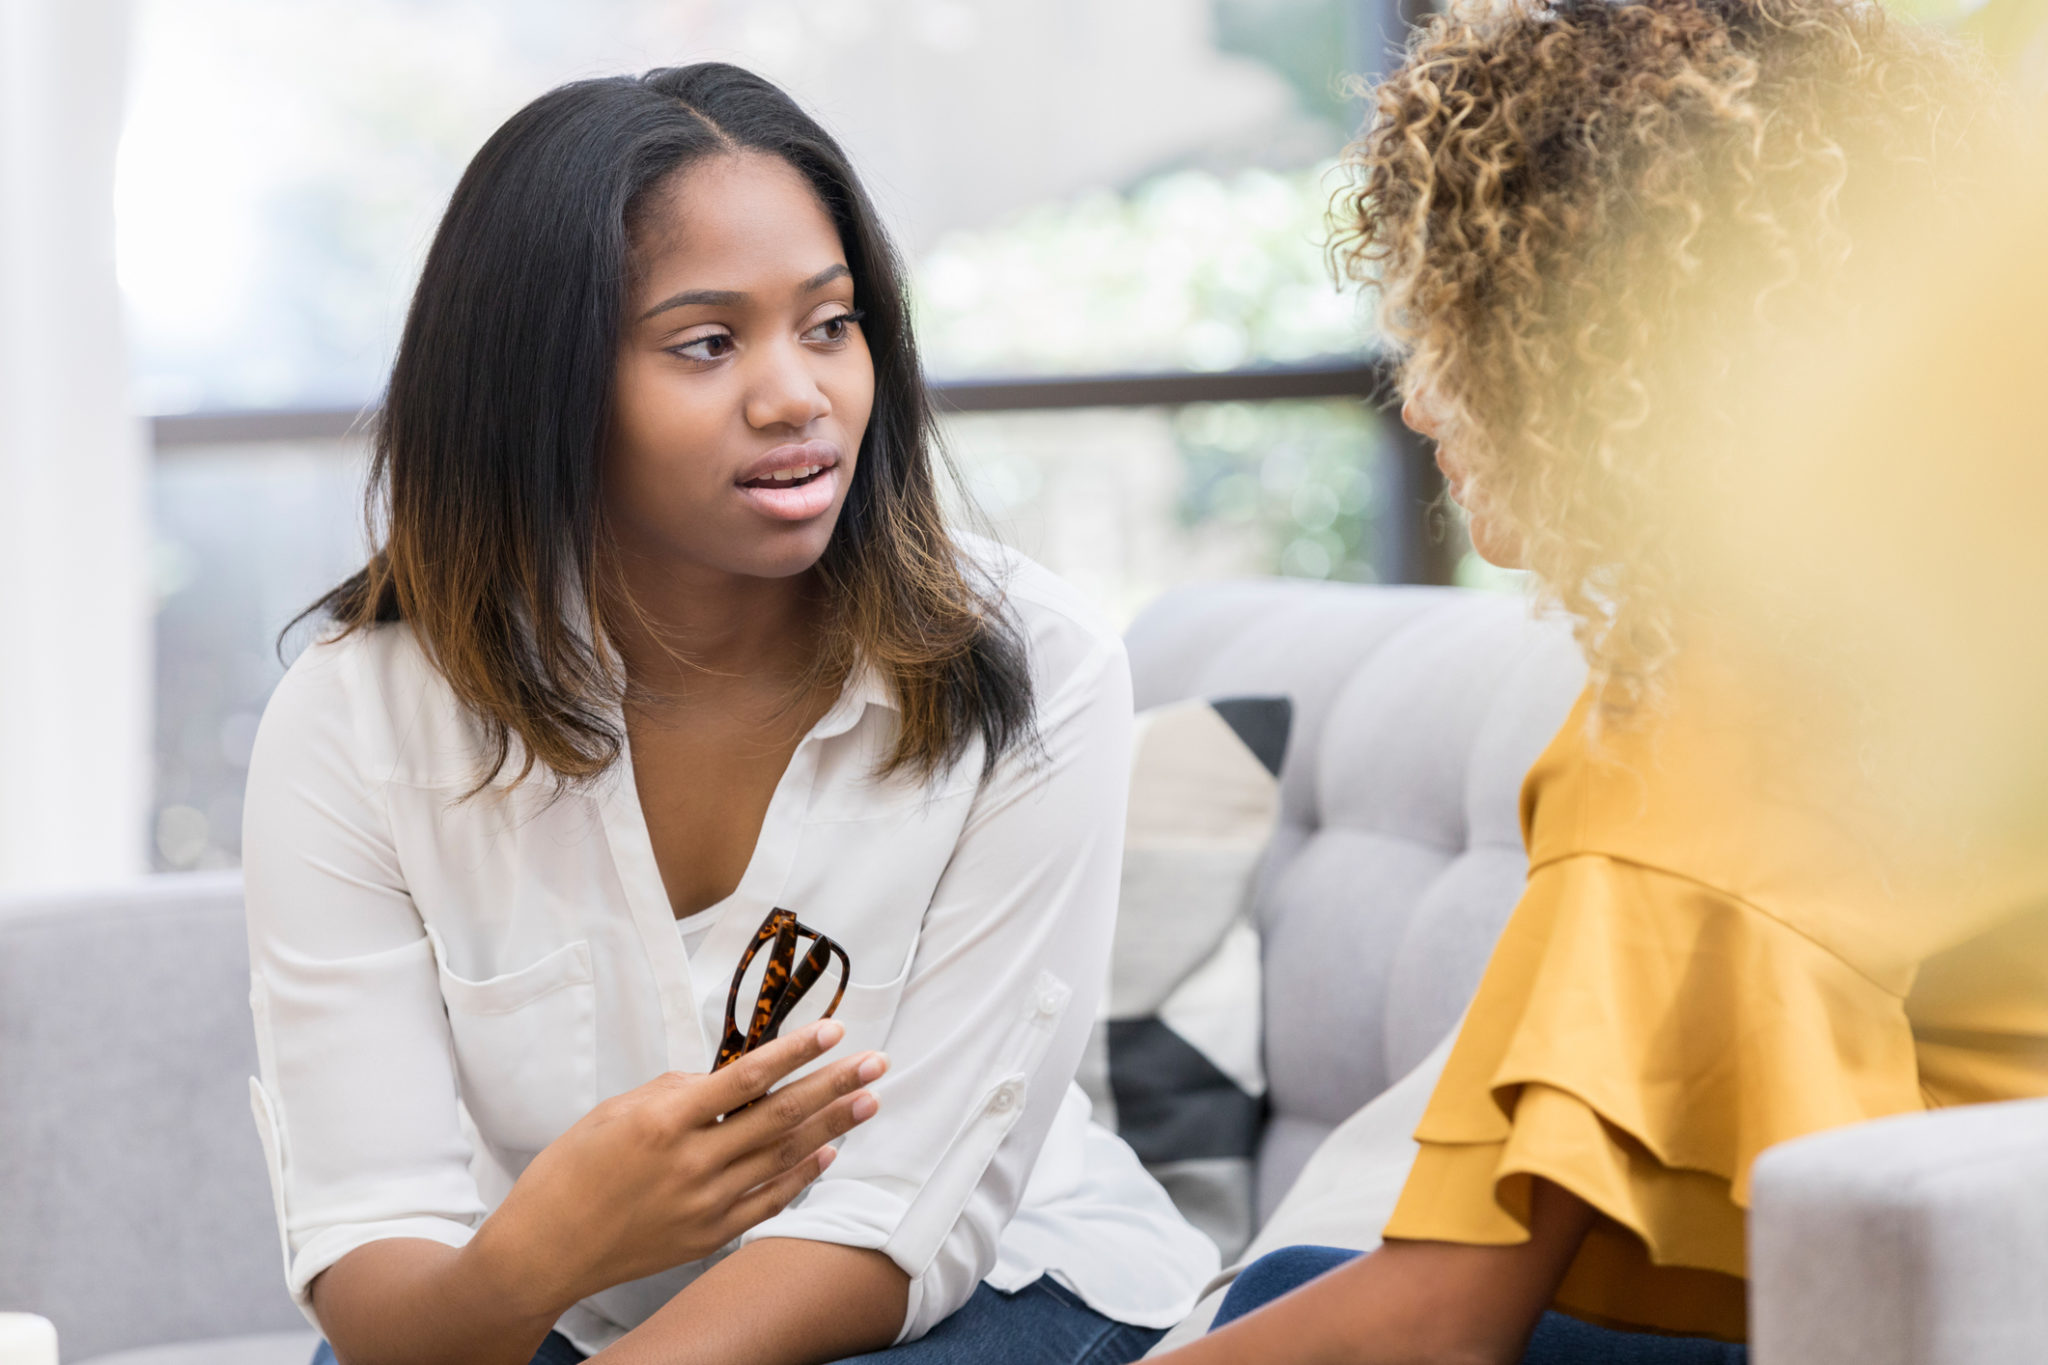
[1151,0,2037,1361]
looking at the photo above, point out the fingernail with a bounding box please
[857,1052,886,1083]
[815,1020,845,1048]
[817,1145,838,1172]
[851,1092,880,1121]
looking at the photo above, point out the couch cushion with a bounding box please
[1125,583,1583,1220]
[0,874,305,1359]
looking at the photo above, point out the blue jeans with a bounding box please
[313,1334,584,1365]
[1214,1246,1749,1364]
[826,1275,1163,1364]
[311,1275,1160,1365]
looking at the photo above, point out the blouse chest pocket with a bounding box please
[825,957,911,1052]
[428,930,597,1154]
[751,954,911,1089]
[785,784,976,993]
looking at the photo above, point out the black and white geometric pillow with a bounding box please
[1079,694,1290,1262]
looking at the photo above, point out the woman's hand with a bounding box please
[308,1019,883,1365]
[474,1018,886,1316]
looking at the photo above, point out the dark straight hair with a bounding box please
[301,63,1034,791]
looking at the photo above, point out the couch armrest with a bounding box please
[1749,1098,2048,1365]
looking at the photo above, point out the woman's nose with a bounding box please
[744,342,831,431]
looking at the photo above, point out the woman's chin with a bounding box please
[723,521,841,581]
[1468,518,1526,571]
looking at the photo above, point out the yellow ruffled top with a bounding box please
[1383,684,2048,1342]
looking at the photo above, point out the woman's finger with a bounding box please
[716,1048,887,1157]
[690,1019,847,1121]
[715,1145,840,1243]
[720,1088,881,1196]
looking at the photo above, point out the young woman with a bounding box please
[243,63,1216,1365]
[1151,1,2038,1361]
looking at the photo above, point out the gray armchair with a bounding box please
[1749,1096,2048,1365]
[2,581,2038,1363]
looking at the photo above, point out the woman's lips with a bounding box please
[734,442,842,522]
[736,464,839,521]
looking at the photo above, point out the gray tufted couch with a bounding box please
[1123,581,1587,1221]
[3,582,2043,1364]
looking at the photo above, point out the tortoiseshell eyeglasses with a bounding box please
[713,906,851,1073]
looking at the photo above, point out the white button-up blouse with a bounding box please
[240,546,1219,1352]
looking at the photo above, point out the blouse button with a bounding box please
[989,1082,1023,1114]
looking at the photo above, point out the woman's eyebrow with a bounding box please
[638,287,745,322]
[636,265,850,323]
[799,263,851,293]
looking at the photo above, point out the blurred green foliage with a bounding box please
[1212,0,1364,128]
[911,162,1367,378]
[911,153,1391,582]
[1173,400,1385,580]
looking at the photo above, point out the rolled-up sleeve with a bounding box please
[739,623,1134,1343]
[241,642,483,1326]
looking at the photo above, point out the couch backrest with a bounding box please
[1125,582,1584,1221]
[0,872,303,1358]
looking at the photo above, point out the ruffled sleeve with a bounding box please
[1382,851,1926,1341]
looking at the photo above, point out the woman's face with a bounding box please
[1401,390,1524,570]
[606,152,874,581]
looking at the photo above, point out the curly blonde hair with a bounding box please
[1338,0,1994,718]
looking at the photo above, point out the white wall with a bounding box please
[0,0,150,889]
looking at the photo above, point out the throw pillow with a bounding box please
[1079,694,1291,1261]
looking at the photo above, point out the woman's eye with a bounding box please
[670,332,733,361]
[806,310,864,345]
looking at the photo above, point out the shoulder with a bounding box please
[955,533,1116,640]
[256,623,483,789]
[953,533,1127,701]
[1521,683,1922,983]
[1524,682,1782,883]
